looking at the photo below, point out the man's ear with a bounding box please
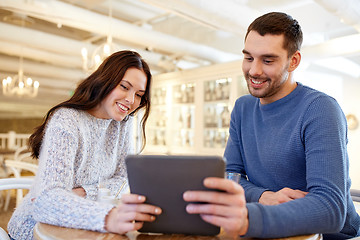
[288,50,301,72]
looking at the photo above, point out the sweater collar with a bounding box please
[258,82,303,111]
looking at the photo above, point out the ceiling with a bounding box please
[0,0,359,119]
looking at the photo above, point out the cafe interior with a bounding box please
[0,0,360,238]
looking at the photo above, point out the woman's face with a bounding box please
[88,68,147,121]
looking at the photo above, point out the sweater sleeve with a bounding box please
[32,123,114,232]
[245,96,350,238]
[224,99,268,202]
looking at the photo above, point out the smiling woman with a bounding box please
[6,50,163,240]
[87,68,147,121]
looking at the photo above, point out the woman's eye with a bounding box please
[120,84,128,90]
[136,94,143,98]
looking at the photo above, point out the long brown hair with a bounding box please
[29,50,152,158]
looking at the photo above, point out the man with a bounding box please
[184,12,360,239]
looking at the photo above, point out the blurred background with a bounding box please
[0,0,360,187]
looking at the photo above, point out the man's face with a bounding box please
[242,30,297,104]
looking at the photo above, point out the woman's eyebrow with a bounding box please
[121,80,145,92]
[121,80,132,87]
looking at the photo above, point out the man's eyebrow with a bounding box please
[242,49,279,58]
[121,80,145,92]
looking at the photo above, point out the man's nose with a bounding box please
[249,60,263,76]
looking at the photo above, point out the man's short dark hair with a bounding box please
[245,12,303,57]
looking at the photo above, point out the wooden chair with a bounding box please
[0,227,10,240]
[0,177,33,240]
[13,146,36,165]
[3,160,37,211]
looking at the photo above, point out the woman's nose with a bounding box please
[125,91,135,104]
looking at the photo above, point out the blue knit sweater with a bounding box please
[224,82,360,238]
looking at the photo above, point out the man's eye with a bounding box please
[244,57,253,62]
[264,60,273,64]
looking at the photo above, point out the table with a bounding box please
[33,223,322,240]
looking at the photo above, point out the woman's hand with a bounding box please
[183,177,248,238]
[72,187,86,197]
[259,188,308,205]
[104,194,162,234]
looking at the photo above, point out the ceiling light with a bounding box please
[81,0,119,73]
[2,55,39,98]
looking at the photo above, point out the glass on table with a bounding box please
[98,177,111,201]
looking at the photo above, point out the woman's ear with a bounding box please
[288,50,301,72]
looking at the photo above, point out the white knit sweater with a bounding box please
[8,108,133,240]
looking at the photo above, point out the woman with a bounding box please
[7,50,162,240]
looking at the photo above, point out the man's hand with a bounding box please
[183,177,248,238]
[259,188,308,205]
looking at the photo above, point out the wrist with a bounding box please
[239,207,249,235]
[104,207,116,232]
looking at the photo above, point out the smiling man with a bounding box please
[184,12,360,239]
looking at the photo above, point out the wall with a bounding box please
[0,118,43,134]
[342,78,360,190]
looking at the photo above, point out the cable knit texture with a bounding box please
[7,108,133,240]
[225,82,360,238]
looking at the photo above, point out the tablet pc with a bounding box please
[125,155,225,236]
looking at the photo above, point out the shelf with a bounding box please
[144,64,248,155]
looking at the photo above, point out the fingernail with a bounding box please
[151,216,156,221]
[155,208,161,214]
[204,178,213,186]
[186,205,194,212]
[138,196,145,201]
[183,192,191,199]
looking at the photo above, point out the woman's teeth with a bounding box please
[118,103,128,111]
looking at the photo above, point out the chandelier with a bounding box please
[81,0,119,73]
[2,54,39,98]
[81,35,119,73]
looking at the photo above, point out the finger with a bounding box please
[186,203,243,218]
[183,190,245,206]
[121,211,157,222]
[286,189,308,200]
[112,221,144,234]
[277,195,294,204]
[203,177,244,194]
[295,189,309,196]
[118,203,162,215]
[121,194,146,204]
